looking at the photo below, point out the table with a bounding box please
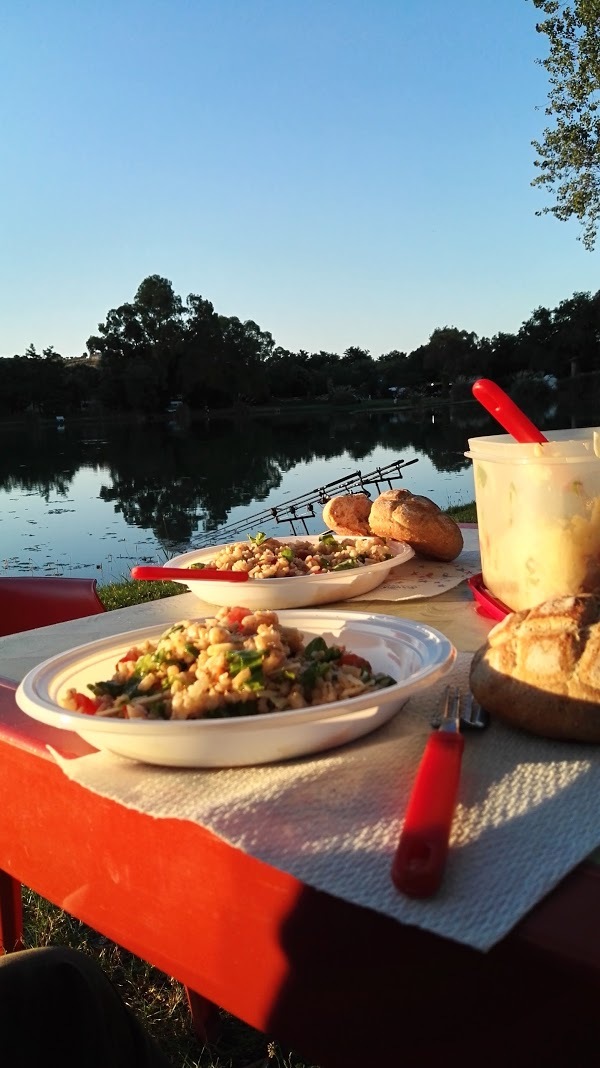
[1,584,600,1067]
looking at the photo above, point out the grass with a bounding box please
[446,502,477,523]
[21,503,477,1066]
[97,578,186,612]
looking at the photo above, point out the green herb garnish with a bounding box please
[205,699,261,719]
[133,653,159,674]
[319,533,339,546]
[225,648,266,691]
[89,673,144,699]
[373,673,396,688]
[304,636,328,657]
[146,701,170,719]
[323,645,343,661]
[300,660,331,691]
[226,649,266,674]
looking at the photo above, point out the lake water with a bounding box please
[0,394,586,584]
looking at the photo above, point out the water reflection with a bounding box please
[0,394,593,580]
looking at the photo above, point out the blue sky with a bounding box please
[1,0,596,359]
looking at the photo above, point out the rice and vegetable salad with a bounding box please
[189,532,392,580]
[61,606,396,721]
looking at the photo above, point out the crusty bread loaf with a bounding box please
[368,489,463,561]
[469,594,600,743]
[322,494,373,536]
[322,487,464,560]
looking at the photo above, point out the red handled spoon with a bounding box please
[131,566,249,583]
[472,379,548,444]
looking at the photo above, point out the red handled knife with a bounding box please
[391,686,464,898]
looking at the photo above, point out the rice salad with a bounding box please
[61,606,396,721]
[190,532,392,580]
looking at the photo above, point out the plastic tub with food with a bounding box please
[466,427,600,612]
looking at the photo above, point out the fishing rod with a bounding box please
[191,456,419,546]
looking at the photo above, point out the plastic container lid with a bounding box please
[467,574,510,621]
[465,427,600,464]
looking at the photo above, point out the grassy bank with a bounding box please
[24,504,477,1067]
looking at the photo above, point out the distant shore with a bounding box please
[0,394,462,429]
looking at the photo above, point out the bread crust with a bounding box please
[469,594,600,743]
[322,494,373,536]
[368,489,463,561]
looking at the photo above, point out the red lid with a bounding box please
[467,574,510,621]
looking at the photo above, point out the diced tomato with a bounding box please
[73,692,102,715]
[340,652,372,672]
[117,650,139,665]
[226,607,252,625]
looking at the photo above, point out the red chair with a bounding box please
[0,578,106,951]
[0,577,105,638]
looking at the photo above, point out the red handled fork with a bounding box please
[391,687,487,899]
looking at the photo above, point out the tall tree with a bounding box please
[517,305,556,373]
[552,289,600,373]
[88,275,184,411]
[178,293,223,405]
[218,316,274,403]
[531,0,600,249]
[264,349,312,398]
[0,357,31,413]
[337,347,376,393]
[418,327,480,383]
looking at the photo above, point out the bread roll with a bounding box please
[469,594,600,743]
[322,494,372,536]
[368,489,463,561]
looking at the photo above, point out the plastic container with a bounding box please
[465,427,600,612]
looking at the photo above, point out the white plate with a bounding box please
[15,610,455,768]
[166,536,415,609]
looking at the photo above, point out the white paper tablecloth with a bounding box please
[352,525,481,601]
[52,651,600,952]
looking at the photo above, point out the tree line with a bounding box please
[1,274,600,416]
